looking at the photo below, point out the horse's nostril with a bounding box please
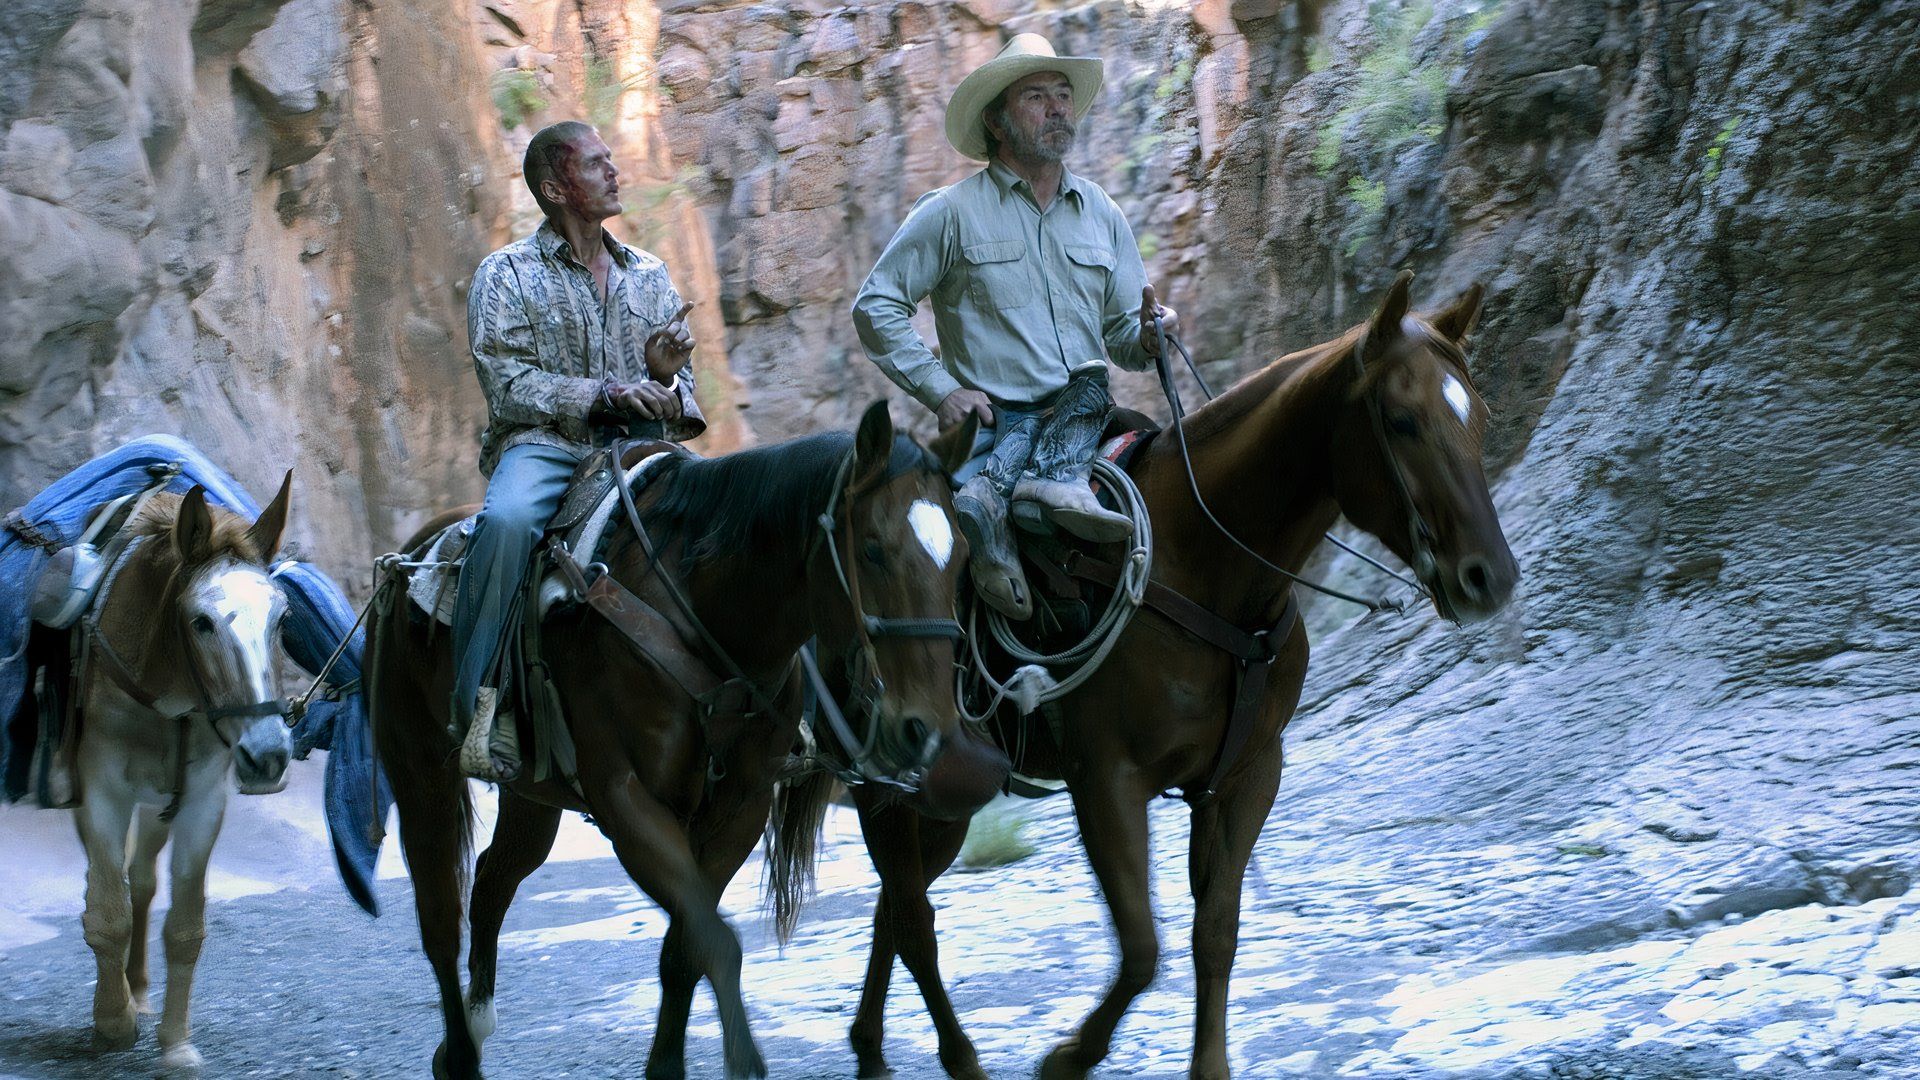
[1458,556,1492,600]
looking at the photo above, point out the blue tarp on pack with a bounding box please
[0,435,391,915]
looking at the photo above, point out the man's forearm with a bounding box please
[853,299,961,411]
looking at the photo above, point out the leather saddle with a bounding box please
[404,441,686,625]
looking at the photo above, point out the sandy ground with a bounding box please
[1,757,1915,1079]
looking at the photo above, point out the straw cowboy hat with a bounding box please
[944,33,1104,161]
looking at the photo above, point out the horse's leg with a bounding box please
[848,884,898,1079]
[394,766,483,1080]
[465,789,562,1057]
[851,796,983,1080]
[153,778,228,1073]
[644,785,774,1080]
[1040,774,1157,1080]
[75,784,139,1048]
[588,770,766,1080]
[125,807,171,1017]
[1187,743,1283,1080]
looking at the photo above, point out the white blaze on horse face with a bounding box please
[201,563,280,701]
[907,499,954,570]
[1442,372,1472,427]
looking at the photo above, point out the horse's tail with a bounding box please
[763,768,834,947]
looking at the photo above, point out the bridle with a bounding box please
[1348,329,1447,605]
[81,536,289,821]
[1149,314,1430,613]
[800,446,964,787]
[611,440,961,786]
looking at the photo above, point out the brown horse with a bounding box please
[369,403,974,1080]
[821,273,1520,1079]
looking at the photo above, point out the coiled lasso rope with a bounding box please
[958,456,1153,724]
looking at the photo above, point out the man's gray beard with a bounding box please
[1008,120,1075,164]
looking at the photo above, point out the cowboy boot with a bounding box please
[1012,371,1133,543]
[953,474,1033,620]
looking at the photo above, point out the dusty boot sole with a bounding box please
[1043,504,1134,544]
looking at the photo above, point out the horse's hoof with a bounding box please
[432,1042,484,1080]
[644,1059,686,1080]
[1037,1041,1089,1080]
[131,992,155,1016]
[856,1063,895,1080]
[948,1063,990,1080]
[160,1042,205,1075]
[92,1014,137,1051]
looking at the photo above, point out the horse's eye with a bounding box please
[191,614,216,635]
[1387,413,1419,437]
[862,540,886,567]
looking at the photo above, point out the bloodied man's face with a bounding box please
[546,132,622,220]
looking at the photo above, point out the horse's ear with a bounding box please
[246,470,292,562]
[926,411,980,478]
[174,486,214,566]
[853,401,894,486]
[1431,282,1484,343]
[1366,269,1415,358]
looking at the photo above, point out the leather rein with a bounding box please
[581,439,961,787]
[1035,317,1443,804]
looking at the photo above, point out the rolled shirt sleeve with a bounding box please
[853,191,965,412]
[469,254,600,444]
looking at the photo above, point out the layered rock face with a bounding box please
[0,0,508,568]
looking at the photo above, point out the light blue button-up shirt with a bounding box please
[853,162,1153,411]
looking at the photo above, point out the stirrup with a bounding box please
[459,687,522,782]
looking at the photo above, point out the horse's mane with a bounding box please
[645,430,938,567]
[126,493,271,566]
[1178,325,1366,443]
[1177,314,1468,443]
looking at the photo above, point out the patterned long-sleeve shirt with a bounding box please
[852,161,1154,412]
[468,221,705,476]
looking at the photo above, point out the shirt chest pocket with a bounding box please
[1063,243,1115,315]
[961,240,1037,311]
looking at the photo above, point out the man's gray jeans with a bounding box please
[450,442,580,729]
[956,367,1115,496]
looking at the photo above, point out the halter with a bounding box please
[81,536,289,821]
[803,446,965,786]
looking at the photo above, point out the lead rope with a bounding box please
[1149,313,1409,613]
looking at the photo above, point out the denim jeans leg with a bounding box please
[449,443,580,729]
[1029,369,1114,484]
[979,407,1044,497]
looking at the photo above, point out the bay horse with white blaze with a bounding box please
[67,477,296,1073]
[370,403,975,1080]
[832,272,1520,1079]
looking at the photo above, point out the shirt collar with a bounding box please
[984,159,1085,207]
[533,219,635,269]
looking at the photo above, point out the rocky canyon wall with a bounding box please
[0,0,513,575]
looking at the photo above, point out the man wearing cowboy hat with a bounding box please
[853,33,1178,621]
